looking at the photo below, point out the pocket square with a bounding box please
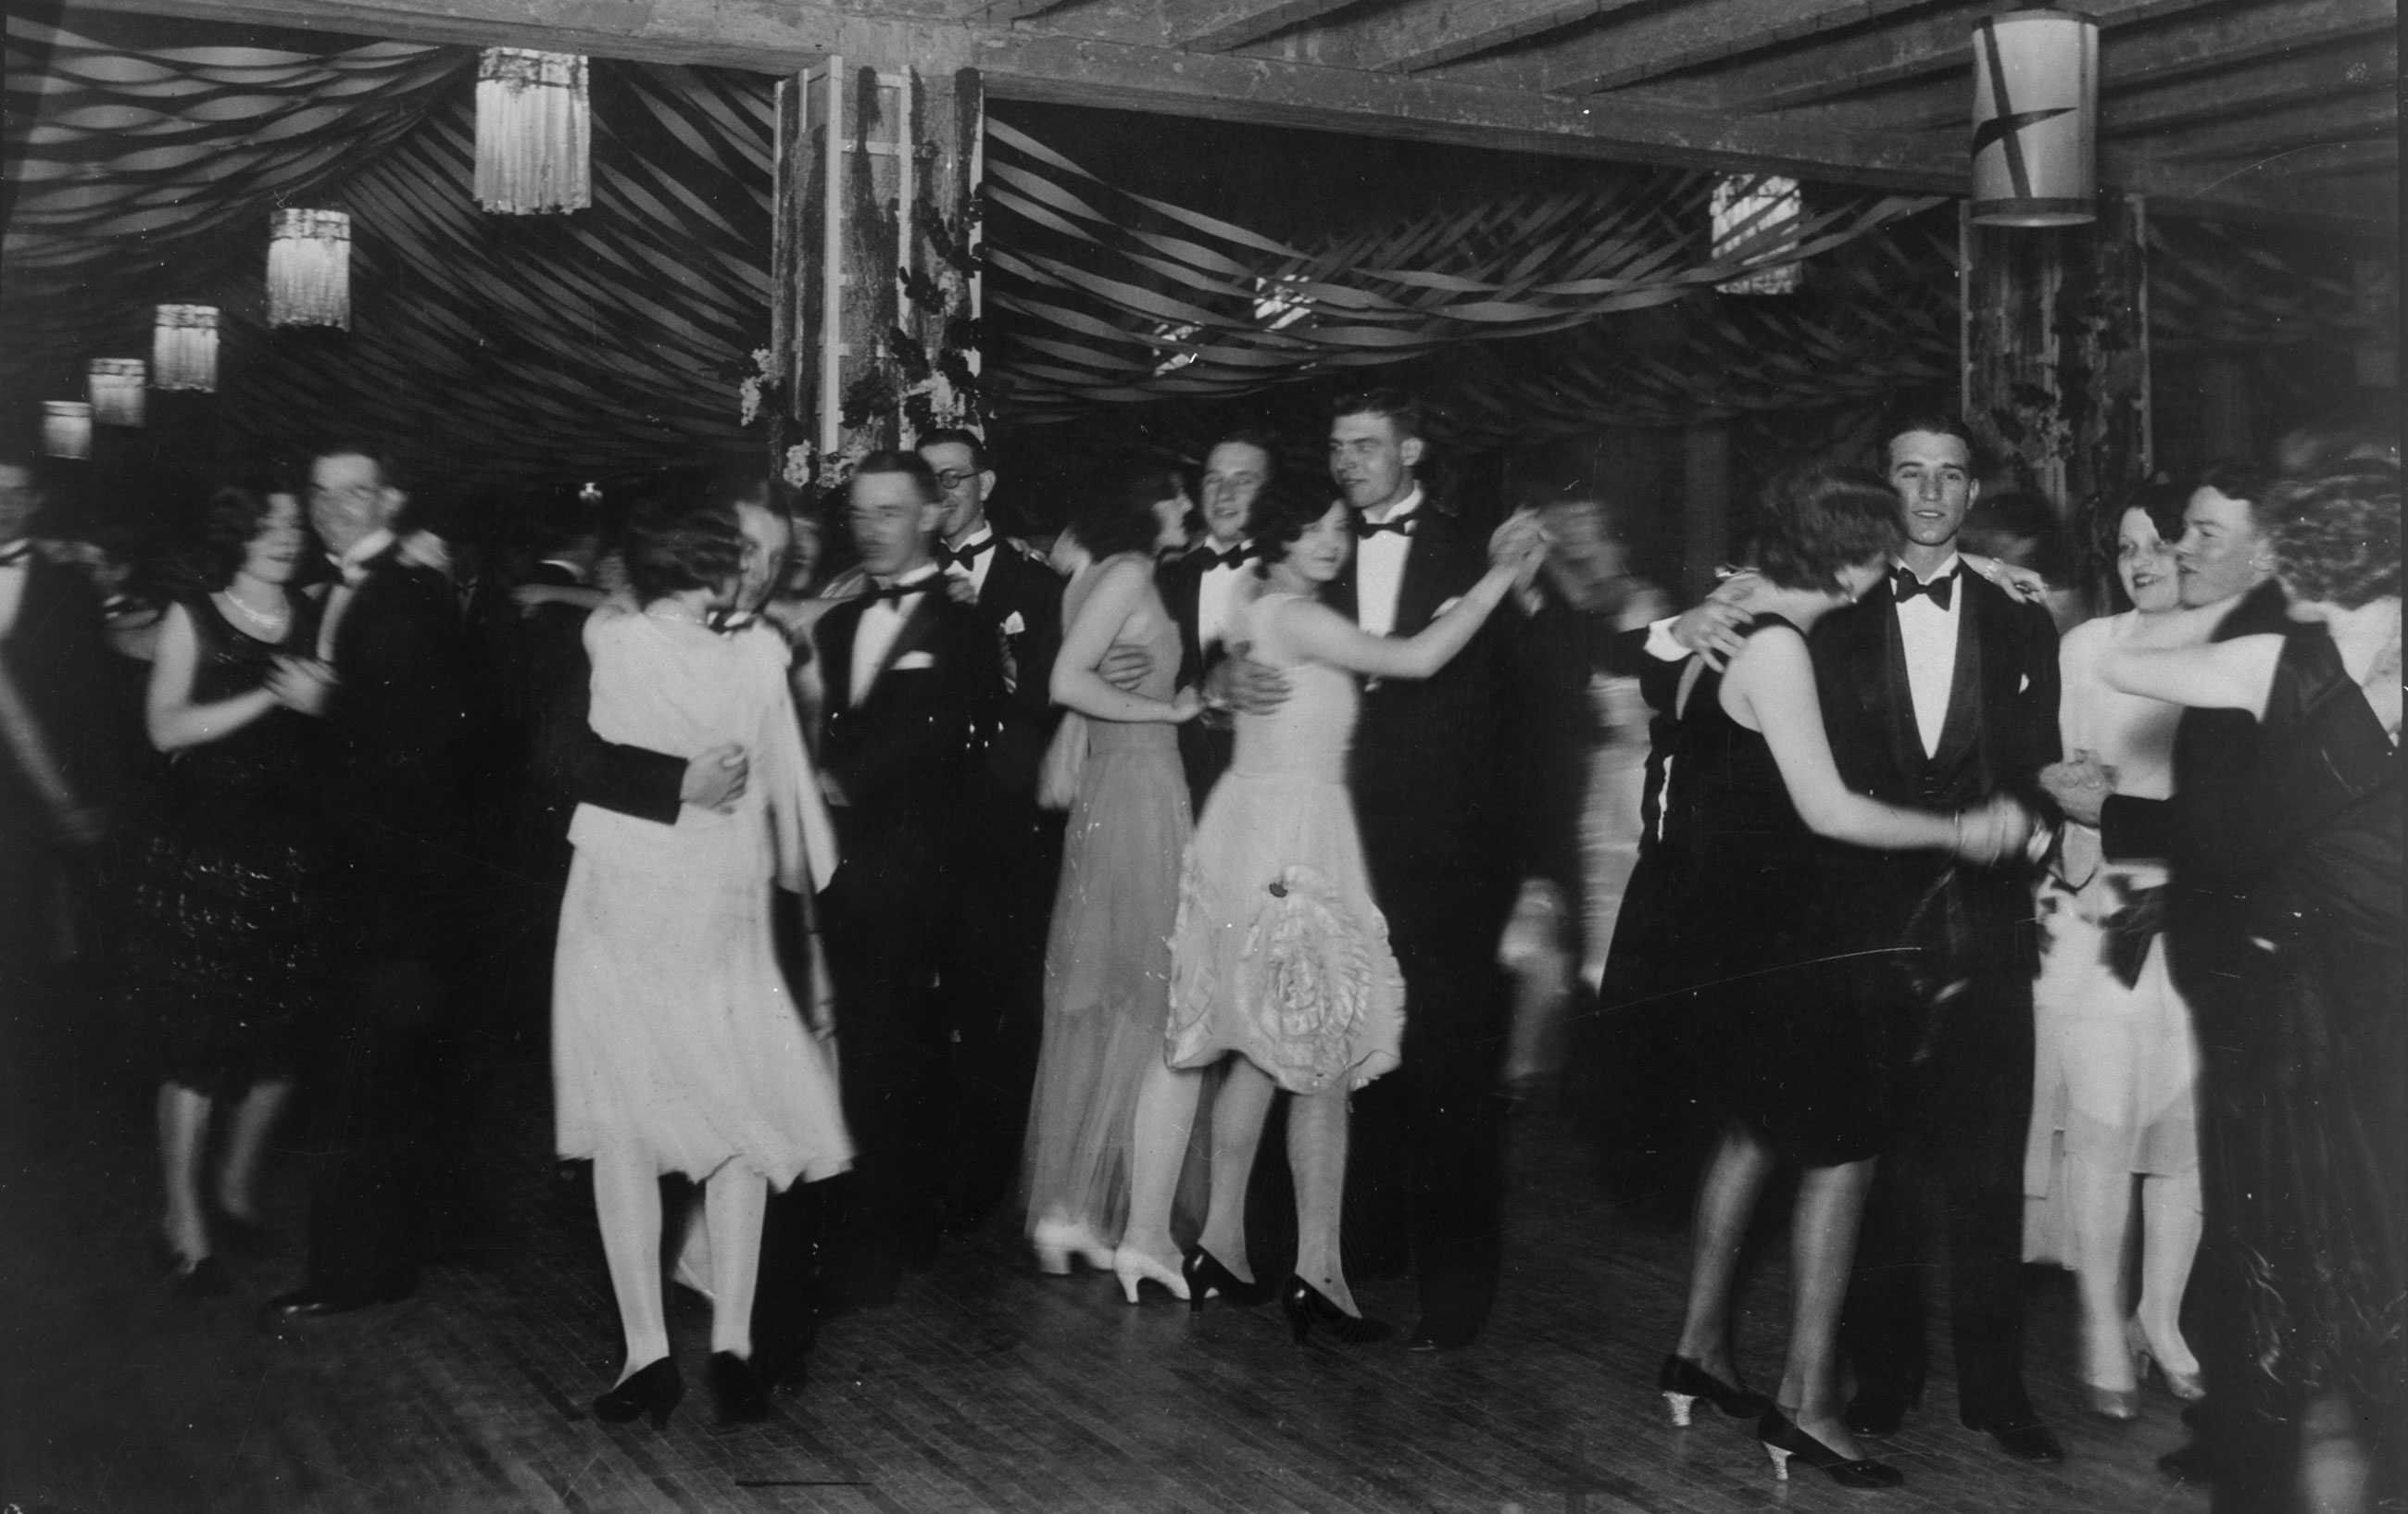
[1001,610,1026,636]
[2018,673,2030,693]
[894,650,935,670]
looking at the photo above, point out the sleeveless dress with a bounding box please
[1020,564,1193,1243]
[2022,610,2200,1260]
[552,609,851,1188]
[1167,592,1404,1095]
[1639,617,1897,1167]
[121,594,332,1099]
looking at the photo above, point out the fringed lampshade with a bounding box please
[1712,175,1804,295]
[1970,10,2098,227]
[476,49,591,214]
[268,209,351,328]
[87,358,146,427]
[42,401,93,460]
[153,305,219,392]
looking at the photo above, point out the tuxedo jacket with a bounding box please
[1326,503,1515,877]
[815,587,1002,871]
[1158,542,1240,807]
[320,547,472,953]
[0,551,128,825]
[1809,569,2062,952]
[968,539,1063,806]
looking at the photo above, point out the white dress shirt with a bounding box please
[1893,553,1963,758]
[1353,486,1423,637]
[1196,539,1253,654]
[849,566,941,706]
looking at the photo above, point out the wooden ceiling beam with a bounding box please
[1431,0,1967,95]
[1342,0,1642,75]
[2145,94,2398,163]
[1163,0,1361,52]
[2101,40,2396,138]
[978,0,1083,22]
[1736,0,2374,114]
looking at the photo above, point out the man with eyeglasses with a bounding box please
[913,428,1065,1236]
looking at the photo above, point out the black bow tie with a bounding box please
[1891,567,1956,610]
[938,536,997,574]
[1199,543,1257,570]
[0,543,31,568]
[863,577,935,605]
[1356,516,1416,540]
[708,608,757,636]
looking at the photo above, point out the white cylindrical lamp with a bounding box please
[475,49,592,214]
[88,358,147,426]
[43,401,94,460]
[1969,9,2098,227]
[153,305,220,391]
[268,208,352,328]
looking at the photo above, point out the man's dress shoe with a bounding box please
[1973,1417,2065,1463]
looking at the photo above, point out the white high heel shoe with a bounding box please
[1030,1216,1113,1276]
[1110,1245,1190,1304]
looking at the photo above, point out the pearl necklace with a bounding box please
[217,587,290,636]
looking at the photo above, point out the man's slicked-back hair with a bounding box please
[1206,427,1282,490]
[1331,388,1426,444]
[853,449,943,505]
[2196,458,2276,520]
[307,436,405,493]
[915,428,989,472]
[1880,410,1982,472]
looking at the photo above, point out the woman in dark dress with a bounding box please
[123,486,335,1294]
[2099,461,2401,1513]
[1620,467,2033,1489]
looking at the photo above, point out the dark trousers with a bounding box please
[1839,962,2037,1428]
[820,815,951,1308]
[300,957,448,1301]
[1350,816,1514,1344]
[933,804,1058,1232]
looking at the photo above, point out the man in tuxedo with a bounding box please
[1815,416,2063,1462]
[270,443,473,1319]
[812,451,1003,1307]
[1220,391,1524,1350]
[915,428,1063,1233]
[2038,462,2295,1493]
[1159,431,1274,812]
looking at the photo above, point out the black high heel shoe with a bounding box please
[708,1351,770,1429]
[1185,1247,1277,1314]
[1657,1354,1773,1425]
[1756,1408,1903,1489]
[593,1358,684,1429]
[1281,1276,1394,1345]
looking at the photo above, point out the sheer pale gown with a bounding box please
[1021,574,1193,1245]
[554,609,852,1187]
[1167,592,1404,1095]
[2023,610,2199,1258]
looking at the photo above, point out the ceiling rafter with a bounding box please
[1344,0,1641,75]
[2150,93,2398,163]
[1426,0,1959,94]
[1164,0,1361,52]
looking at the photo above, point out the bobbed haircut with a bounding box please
[2270,460,2401,610]
[1330,388,1426,444]
[1753,464,1903,593]
[2109,481,2190,549]
[1070,466,1185,562]
[852,449,941,506]
[192,486,283,593]
[622,494,743,605]
[1250,491,1347,574]
[1880,410,1983,472]
[915,427,988,471]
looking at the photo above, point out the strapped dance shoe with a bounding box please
[593,1357,684,1430]
[1757,1408,1904,1490]
[1280,1276,1393,1346]
[1031,1218,1114,1277]
[1657,1354,1774,1426]
[2127,1317,2206,1402]
[708,1351,770,1430]
[1183,1247,1276,1313]
[1110,1245,1191,1305]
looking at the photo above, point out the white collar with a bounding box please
[1362,485,1423,528]
[1892,551,1963,584]
[335,528,396,576]
[876,564,943,592]
[951,523,993,551]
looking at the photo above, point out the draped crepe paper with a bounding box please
[42,401,93,459]
[1712,177,1803,296]
[87,358,145,426]
[153,305,219,391]
[1970,9,2098,227]
[980,118,1943,411]
[475,49,591,214]
[268,209,352,328]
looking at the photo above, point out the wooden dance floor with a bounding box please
[4,1032,2208,1514]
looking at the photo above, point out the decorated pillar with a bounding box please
[767,45,984,495]
[1960,194,2150,513]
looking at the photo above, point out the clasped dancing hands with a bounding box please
[1951,794,2036,866]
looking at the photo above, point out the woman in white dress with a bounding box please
[2025,484,2204,1419]
[554,497,848,1430]
[1163,494,1541,1342]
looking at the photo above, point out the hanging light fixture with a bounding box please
[475,49,591,214]
[268,208,352,328]
[43,401,93,460]
[1712,175,1804,295]
[1969,9,2099,227]
[87,358,147,427]
[153,305,219,392]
